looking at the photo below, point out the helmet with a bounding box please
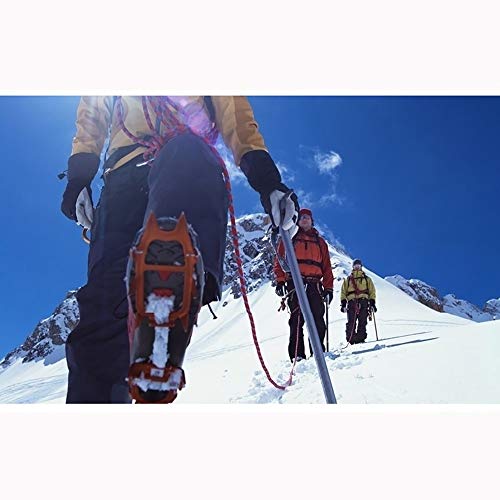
[352,259,362,267]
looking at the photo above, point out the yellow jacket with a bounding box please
[71,96,267,172]
[341,270,376,301]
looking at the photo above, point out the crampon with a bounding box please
[126,212,204,404]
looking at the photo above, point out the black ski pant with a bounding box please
[287,280,326,361]
[345,298,369,343]
[65,133,229,403]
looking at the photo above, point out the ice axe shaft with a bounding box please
[278,193,337,404]
[372,309,379,341]
[325,296,330,352]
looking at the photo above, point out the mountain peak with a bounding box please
[484,298,500,318]
[385,275,443,311]
[0,291,79,371]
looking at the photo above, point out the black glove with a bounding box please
[275,282,286,297]
[340,299,347,313]
[61,152,100,221]
[323,288,333,304]
[370,299,377,312]
[240,150,299,233]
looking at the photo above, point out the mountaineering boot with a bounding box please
[126,212,204,403]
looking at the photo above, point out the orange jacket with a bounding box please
[273,228,334,290]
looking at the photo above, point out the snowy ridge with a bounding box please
[0,291,78,371]
[385,274,498,322]
[385,275,443,312]
[484,298,500,319]
[0,214,499,403]
[443,294,494,322]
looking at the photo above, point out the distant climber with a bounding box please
[340,259,376,344]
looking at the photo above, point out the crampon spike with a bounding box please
[128,363,186,404]
[129,212,198,331]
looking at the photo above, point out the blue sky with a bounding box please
[0,96,499,357]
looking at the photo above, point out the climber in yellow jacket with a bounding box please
[340,259,377,344]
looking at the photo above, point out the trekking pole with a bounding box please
[279,194,337,404]
[325,296,330,352]
[372,309,379,341]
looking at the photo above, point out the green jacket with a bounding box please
[341,270,376,301]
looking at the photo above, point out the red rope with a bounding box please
[141,96,156,133]
[212,147,296,390]
[116,96,294,390]
[116,97,155,152]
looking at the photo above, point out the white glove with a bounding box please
[269,190,299,238]
[75,187,94,230]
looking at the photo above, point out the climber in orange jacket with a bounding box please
[273,208,334,362]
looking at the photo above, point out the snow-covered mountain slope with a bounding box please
[385,275,498,322]
[484,299,500,318]
[0,292,78,371]
[442,294,494,322]
[385,275,443,312]
[0,214,498,404]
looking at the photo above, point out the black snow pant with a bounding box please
[345,298,369,343]
[287,280,326,361]
[65,133,229,403]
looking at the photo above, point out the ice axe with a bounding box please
[368,306,379,341]
[277,192,337,404]
[372,309,379,341]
